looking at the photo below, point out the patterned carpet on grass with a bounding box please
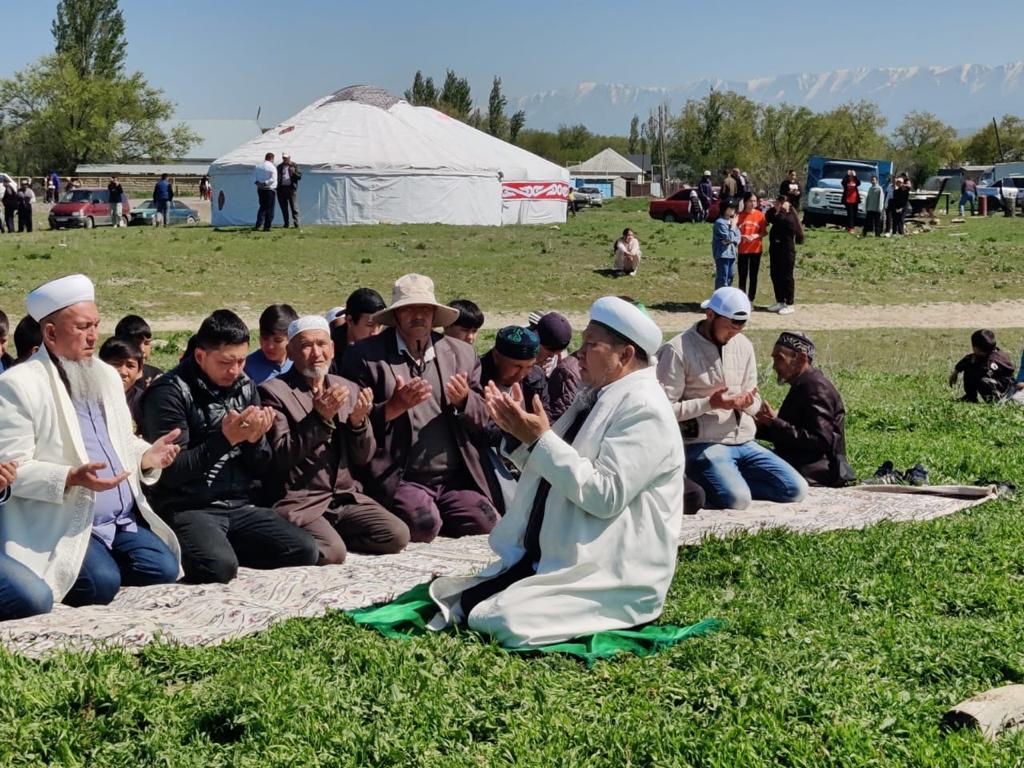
[0,486,993,657]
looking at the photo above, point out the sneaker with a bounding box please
[766,302,784,313]
[865,460,904,485]
[883,232,892,238]
[778,304,795,315]
[905,464,929,486]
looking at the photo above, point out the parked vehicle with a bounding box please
[976,176,1024,212]
[802,156,893,226]
[978,162,1024,187]
[574,186,604,208]
[129,199,200,226]
[48,188,131,229]
[649,187,721,223]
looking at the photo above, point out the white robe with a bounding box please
[429,366,684,647]
[0,349,181,601]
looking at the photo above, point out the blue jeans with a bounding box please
[0,551,53,621]
[959,192,976,216]
[714,257,735,289]
[63,527,179,607]
[685,441,808,510]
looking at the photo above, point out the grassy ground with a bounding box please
[4,329,1024,766]
[2,200,1023,323]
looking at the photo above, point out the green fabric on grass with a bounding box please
[347,582,722,664]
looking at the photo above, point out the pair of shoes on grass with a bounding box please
[865,461,929,486]
[766,302,795,315]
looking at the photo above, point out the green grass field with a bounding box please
[2,200,1023,324]
[3,207,1024,766]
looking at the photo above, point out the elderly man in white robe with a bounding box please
[0,274,182,617]
[427,297,684,647]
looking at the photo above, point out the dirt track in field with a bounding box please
[129,299,1024,336]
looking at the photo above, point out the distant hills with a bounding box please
[513,61,1024,135]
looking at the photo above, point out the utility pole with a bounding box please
[992,117,1005,162]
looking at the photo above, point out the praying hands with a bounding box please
[483,380,549,446]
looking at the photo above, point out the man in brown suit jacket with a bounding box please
[259,316,409,564]
[342,274,499,543]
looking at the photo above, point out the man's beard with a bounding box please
[575,384,598,410]
[60,356,105,403]
[297,363,331,380]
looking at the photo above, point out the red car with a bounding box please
[48,188,131,229]
[649,187,720,223]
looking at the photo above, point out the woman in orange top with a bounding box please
[737,192,767,303]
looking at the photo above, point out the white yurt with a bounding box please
[209,85,569,227]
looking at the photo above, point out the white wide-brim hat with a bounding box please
[373,274,459,328]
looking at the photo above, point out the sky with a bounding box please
[3,0,1020,128]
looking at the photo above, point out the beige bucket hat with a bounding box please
[373,273,460,328]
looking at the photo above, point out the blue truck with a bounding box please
[802,156,894,227]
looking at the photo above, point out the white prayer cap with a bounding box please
[287,315,330,341]
[26,274,95,321]
[589,296,663,359]
[324,306,346,323]
[700,287,751,321]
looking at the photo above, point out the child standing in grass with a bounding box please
[948,329,1015,403]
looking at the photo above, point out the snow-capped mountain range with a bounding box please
[513,61,1024,135]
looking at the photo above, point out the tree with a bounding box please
[487,76,508,139]
[509,110,526,144]
[628,114,639,154]
[0,2,195,174]
[438,69,472,119]
[668,91,758,182]
[404,70,437,107]
[557,123,592,158]
[813,101,888,159]
[892,111,960,186]
[962,115,1024,163]
[52,0,126,79]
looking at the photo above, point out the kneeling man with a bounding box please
[427,297,684,647]
[657,287,807,509]
[0,275,182,614]
[259,316,410,564]
[755,331,853,487]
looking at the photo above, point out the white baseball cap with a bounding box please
[700,287,751,321]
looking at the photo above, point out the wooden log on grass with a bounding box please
[943,684,1024,740]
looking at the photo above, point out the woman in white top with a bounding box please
[612,228,642,276]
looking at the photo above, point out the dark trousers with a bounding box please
[862,210,882,237]
[844,202,858,229]
[769,244,796,305]
[737,252,761,302]
[391,474,499,543]
[300,497,410,565]
[277,186,299,227]
[17,206,32,233]
[255,188,276,230]
[683,476,705,515]
[162,503,318,584]
[0,551,54,620]
[890,207,905,235]
[63,528,179,607]
[3,206,14,233]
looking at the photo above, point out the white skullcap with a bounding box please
[287,315,330,341]
[589,296,663,359]
[324,306,346,323]
[26,274,95,321]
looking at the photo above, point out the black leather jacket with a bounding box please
[139,357,272,514]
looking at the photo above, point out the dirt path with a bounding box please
[128,299,1024,335]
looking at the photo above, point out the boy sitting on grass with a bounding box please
[948,329,1015,403]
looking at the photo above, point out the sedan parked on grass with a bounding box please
[49,188,131,229]
[574,186,604,207]
[649,187,721,223]
[129,199,200,226]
